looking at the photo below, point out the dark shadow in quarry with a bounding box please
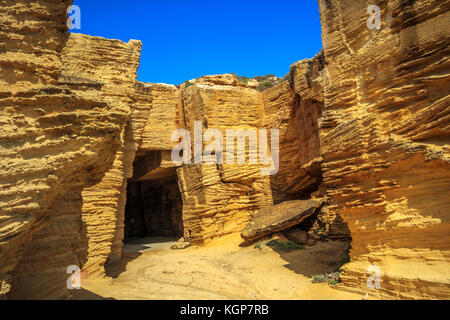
[104,242,145,279]
[273,209,351,277]
[106,151,183,279]
[124,151,183,240]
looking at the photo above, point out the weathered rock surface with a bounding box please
[283,228,308,245]
[0,0,78,299]
[1,0,448,301]
[81,80,180,269]
[262,80,323,203]
[241,199,324,241]
[178,77,274,244]
[0,1,142,299]
[122,83,183,243]
[82,72,297,253]
[67,34,142,274]
[317,0,450,299]
[174,73,328,244]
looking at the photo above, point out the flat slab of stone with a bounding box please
[241,199,324,242]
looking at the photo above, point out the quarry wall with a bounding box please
[0,0,448,300]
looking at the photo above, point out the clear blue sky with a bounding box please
[71,0,322,85]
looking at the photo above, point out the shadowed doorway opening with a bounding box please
[124,152,183,239]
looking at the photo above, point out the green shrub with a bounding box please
[267,239,277,246]
[267,240,303,251]
[312,271,341,286]
[328,279,339,286]
[256,81,275,91]
[183,80,194,88]
[312,274,326,283]
[254,242,264,250]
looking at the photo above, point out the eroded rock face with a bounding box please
[103,73,327,246]
[0,1,142,298]
[2,0,447,301]
[317,0,450,299]
[65,34,142,274]
[241,199,325,242]
[262,80,323,203]
[83,71,331,250]
[0,0,71,299]
[178,78,273,244]
[174,73,331,244]
[287,53,351,241]
[81,81,183,270]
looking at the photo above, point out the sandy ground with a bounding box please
[73,233,362,300]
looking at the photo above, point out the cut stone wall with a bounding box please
[317,0,450,299]
[2,0,448,300]
[0,1,141,299]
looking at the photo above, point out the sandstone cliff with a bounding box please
[1,0,448,301]
[86,72,324,248]
[177,76,273,244]
[0,1,142,299]
[63,34,142,275]
[317,0,450,299]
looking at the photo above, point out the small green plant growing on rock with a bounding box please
[267,240,304,251]
[254,242,264,250]
[183,80,194,88]
[256,80,275,91]
[312,271,341,286]
[312,274,326,283]
[328,279,339,286]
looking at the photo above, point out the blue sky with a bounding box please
[71,0,322,85]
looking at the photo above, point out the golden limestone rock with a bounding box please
[177,75,273,244]
[64,34,142,275]
[74,80,180,262]
[0,1,142,298]
[113,73,322,247]
[317,0,450,299]
[122,83,183,242]
[262,81,323,203]
[0,0,78,299]
[288,52,352,241]
[0,0,448,301]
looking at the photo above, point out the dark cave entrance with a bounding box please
[124,152,183,239]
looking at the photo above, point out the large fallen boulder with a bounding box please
[241,199,324,241]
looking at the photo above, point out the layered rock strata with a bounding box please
[317,0,450,299]
[0,1,142,298]
[177,76,273,244]
[65,34,142,274]
[118,73,327,245]
[1,0,448,301]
